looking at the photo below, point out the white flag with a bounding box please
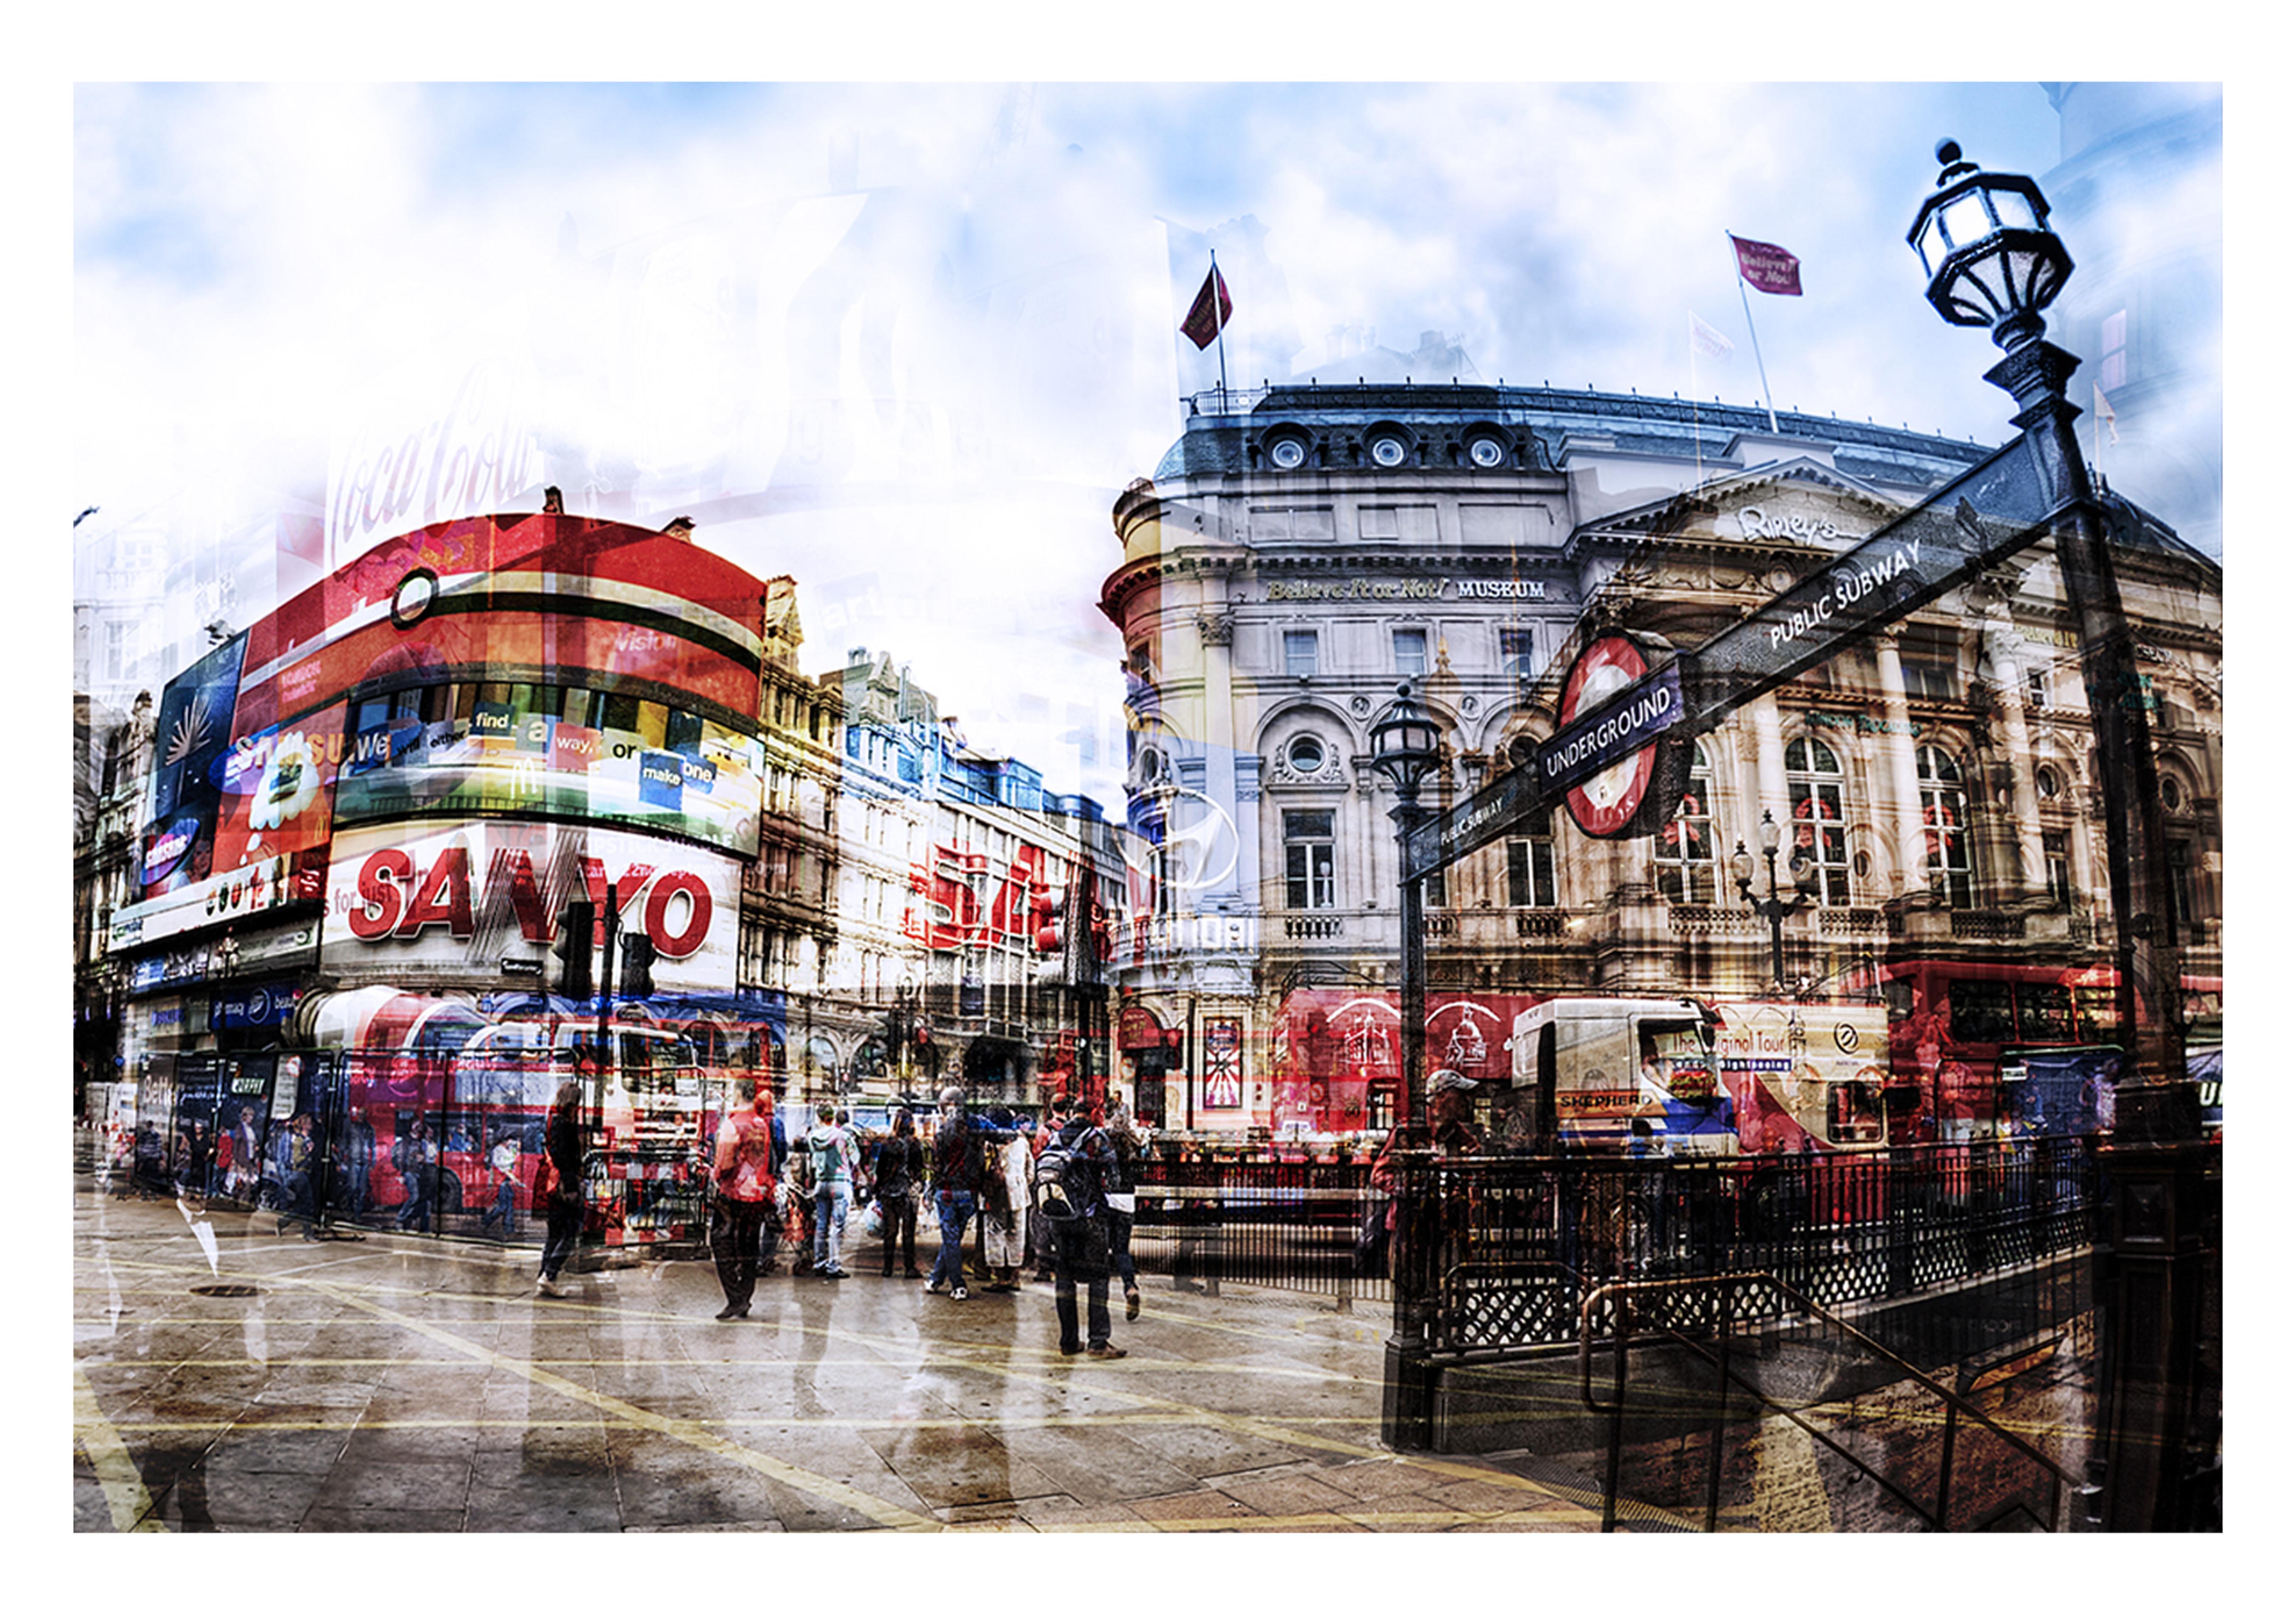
[1689,310,1734,360]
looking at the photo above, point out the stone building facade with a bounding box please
[1100,384,2221,1143]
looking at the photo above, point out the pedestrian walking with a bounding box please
[1037,1093,1125,1359]
[278,1114,321,1238]
[342,1114,371,1219]
[480,1127,521,1231]
[710,1081,777,1318]
[926,1086,986,1300]
[804,1101,858,1278]
[1105,1090,1151,1320]
[1026,1114,1057,1283]
[782,1116,817,1276]
[980,1110,1031,1291]
[535,1082,585,1297]
[393,1115,437,1232]
[874,1109,925,1277]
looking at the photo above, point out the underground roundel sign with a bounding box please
[1555,635,1664,838]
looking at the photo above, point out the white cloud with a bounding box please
[75,80,2223,802]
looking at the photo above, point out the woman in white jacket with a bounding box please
[980,1110,1033,1291]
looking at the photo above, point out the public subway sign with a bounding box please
[1688,443,2053,709]
[321,820,739,991]
[1404,435,2060,883]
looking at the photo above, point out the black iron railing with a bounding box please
[1131,1158,1388,1306]
[1128,1138,2102,1337]
[1390,1138,2102,1356]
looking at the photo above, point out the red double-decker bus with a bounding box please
[1879,958,2221,1143]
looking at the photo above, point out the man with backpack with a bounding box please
[1036,1093,1125,1359]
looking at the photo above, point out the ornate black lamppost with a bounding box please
[1369,680,1442,1450]
[1731,810,1817,994]
[1911,140,2208,1530]
[1369,682,1441,1138]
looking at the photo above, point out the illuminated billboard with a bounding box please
[213,700,349,873]
[331,688,762,857]
[141,634,248,896]
[321,820,740,994]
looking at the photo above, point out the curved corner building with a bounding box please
[107,510,826,1246]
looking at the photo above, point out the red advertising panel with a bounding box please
[213,700,349,873]
[235,515,769,742]
[321,821,739,994]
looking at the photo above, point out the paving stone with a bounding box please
[299,1506,472,1531]
[306,1457,473,1514]
[1211,1468,1363,1517]
[1126,1489,1264,1524]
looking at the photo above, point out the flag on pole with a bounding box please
[2092,384,2120,445]
[1689,309,1735,360]
[1729,234,1803,296]
[1181,264,1233,350]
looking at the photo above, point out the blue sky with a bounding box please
[69,71,2222,803]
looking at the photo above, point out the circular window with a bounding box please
[1268,438,1307,470]
[2036,764,2060,799]
[1287,735,1326,773]
[1369,435,1408,468]
[390,567,440,630]
[1468,437,1505,469]
[2161,775,2184,811]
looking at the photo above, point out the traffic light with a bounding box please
[1029,880,1061,953]
[915,1015,933,1050]
[619,933,656,999]
[884,1006,906,1051]
[552,900,594,999]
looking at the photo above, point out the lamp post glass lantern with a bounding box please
[1370,683,1440,1135]
[1907,139,2073,352]
[1732,810,1814,993]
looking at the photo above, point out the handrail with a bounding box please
[1577,1271,2083,1531]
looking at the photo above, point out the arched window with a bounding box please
[1654,742,1716,903]
[1916,744,1973,908]
[1786,735,1851,905]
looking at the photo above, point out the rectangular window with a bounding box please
[2044,830,2072,908]
[1284,810,1336,910]
[2168,839,2198,940]
[1949,979,2017,1044]
[1500,629,1538,678]
[106,618,150,684]
[2100,309,2128,392]
[1505,835,1557,908]
[2015,981,2075,1043]
[1423,866,1446,908]
[1283,631,1318,678]
[2026,667,2050,709]
[1901,658,1959,702]
[1393,628,1427,678]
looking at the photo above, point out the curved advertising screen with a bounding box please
[332,685,762,857]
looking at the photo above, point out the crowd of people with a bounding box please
[631,1081,1150,1357]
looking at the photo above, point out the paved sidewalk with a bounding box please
[72,1154,1613,1533]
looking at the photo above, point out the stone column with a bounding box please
[1749,690,1790,831]
[1873,627,1929,901]
[1197,603,1240,909]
